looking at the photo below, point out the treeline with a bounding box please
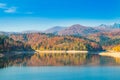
[2,32,120,52]
[10,33,103,51]
[0,35,33,52]
[87,32,120,52]
[112,45,120,52]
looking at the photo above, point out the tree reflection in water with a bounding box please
[1,52,120,68]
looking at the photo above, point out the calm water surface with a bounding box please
[0,52,120,80]
[0,66,120,80]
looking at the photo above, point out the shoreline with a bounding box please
[99,51,120,58]
[35,50,88,53]
[1,50,89,55]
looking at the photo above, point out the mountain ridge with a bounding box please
[44,26,66,34]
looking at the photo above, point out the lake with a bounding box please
[0,52,120,80]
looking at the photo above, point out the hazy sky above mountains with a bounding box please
[0,0,120,32]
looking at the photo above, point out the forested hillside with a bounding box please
[1,23,120,52]
[87,30,120,51]
[0,35,32,52]
[10,33,102,51]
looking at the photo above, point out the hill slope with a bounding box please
[10,33,103,51]
[58,24,100,36]
[0,35,32,52]
[44,26,66,34]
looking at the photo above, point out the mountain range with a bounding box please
[58,24,100,36]
[0,23,120,36]
[45,23,120,35]
[0,23,120,53]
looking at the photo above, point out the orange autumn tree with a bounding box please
[112,45,120,52]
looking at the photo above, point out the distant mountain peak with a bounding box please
[44,26,66,34]
[112,23,120,28]
[99,24,105,26]
[71,24,84,26]
[52,26,63,28]
[113,23,120,25]
[22,30,41,34]
[98,23,120,29]
[58,24,99,36]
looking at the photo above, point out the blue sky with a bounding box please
[0,0,120,32]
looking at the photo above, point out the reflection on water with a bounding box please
[1,52,120,68]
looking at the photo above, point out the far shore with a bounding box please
[1,50,88,54]
[1,50,105,54]
[99,51,120,58]
[35,50,88,53]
